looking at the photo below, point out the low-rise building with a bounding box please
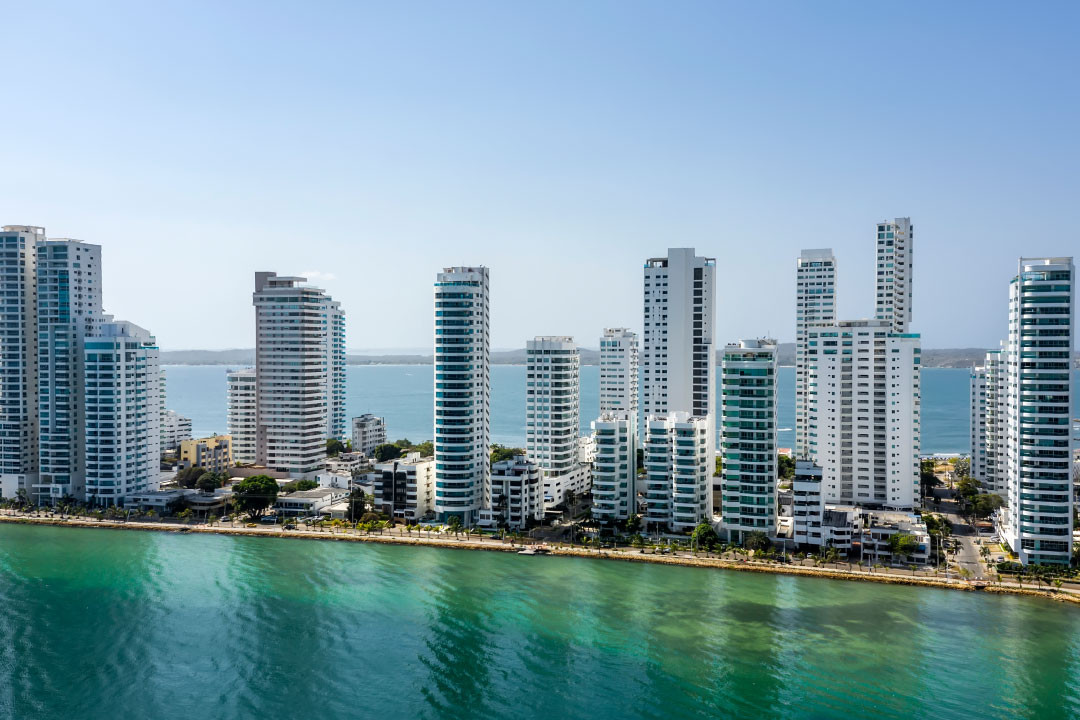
[161,410,193,454]
[482,455,543,529]
[371,453,435,522]
[179,435,233,474]
[274,487,349,517]
[351,414,387,456]
[326,451,367,475]
[128,488,195,512]
[317,472,354,491]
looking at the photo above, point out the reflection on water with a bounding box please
[0,524,1078,720]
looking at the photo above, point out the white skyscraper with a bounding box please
[1001,257,1074,567]
[227,368,257,464]
[970,366,988,484]
[83,321,161,506]
[253,272,345,475]
[35,237,104,504]
[0,226,40,500]
[433,266,490,525]
[526,336,585,508]
[874,218,913,334]
[720,339,778,539]
[592,328,639,523]
[982,348,1007,496]
[642,412,710,533]
[807,320,921,509]
[795,249,837,459]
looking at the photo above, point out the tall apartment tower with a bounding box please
[83,321,161,505]
[982,348,1006,496]
[227,368,257,464]
[720,339,778,539]
[35,238,104,504]
[795,249,837,459]
[969,366,988,485]
[433,266,490,525]
[253,272,345,475]
[874,218,913,334]
[591,328,639,523]
[806,320,921,509]
[0,226,41,500]
[642,248,716,430]
[642,412,710,532]
[1001,257,1074,566]
[526,337,585,508]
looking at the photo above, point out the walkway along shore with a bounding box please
[3,513,1078,607]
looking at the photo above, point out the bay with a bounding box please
[0,523,1078,720]
[162,365,1080,455]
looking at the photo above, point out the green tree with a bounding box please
[347,489,368,519]
[713,456,723,478]
[446,515,464,536]
[636,449,645,474]
[744,531,772,553]
[490,444,524,466]
[972,493,1004,519]
[176,466,206,489]
[326,438,346,457]
[282,478,319,493]
[373,443,402,462]
[691,522,720,551]
[195,472,223,493]
[233,475,279,519]
[888,532,920,563]
[777,454,795,480]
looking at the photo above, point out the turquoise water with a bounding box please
[163,365,1080,454]
[0,523,1078,719]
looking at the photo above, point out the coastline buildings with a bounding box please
[351,414,387,456]
[874,218,914,334]
[1000,257,1075,566]
[485,455,543,529]
[720,339,778,540]
[591,328,639,524]
[372,452,435,522]
[179,435,233,473]
[807,320,921,509]
[970,366,988,484]
[252,272,345,476]
[227,368,257,464]
[643,412,710,532]
[83,321,161,506]
[433,266,490,525]
[795,249,837,460]
[525,336,585,509]
[161,410,193,455]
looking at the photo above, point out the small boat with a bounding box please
[517,548,538,555]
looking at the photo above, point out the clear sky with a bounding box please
[2,1,1076,351]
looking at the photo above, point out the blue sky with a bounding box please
[2,1,1076,351]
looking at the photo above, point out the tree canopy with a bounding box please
[490,444,524,466]
[887,531,920,560]
[744,530,772,552]
[373,443,402,462]
[326,438,346,457]
[691,522,720,550]
[176,466,206,489]
[195,472,224,493]
[777,454,795,480]
[233,475,279,519]
[282,478,318,493]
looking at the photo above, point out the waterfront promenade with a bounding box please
[3,509,1077,606]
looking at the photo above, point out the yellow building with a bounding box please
[179,435,233,473]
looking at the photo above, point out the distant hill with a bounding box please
[159,346,1079,369]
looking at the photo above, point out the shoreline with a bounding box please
[4,514,1077,607]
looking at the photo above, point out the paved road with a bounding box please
[927,488,986,580]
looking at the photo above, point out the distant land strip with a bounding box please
[158,346,1079,368]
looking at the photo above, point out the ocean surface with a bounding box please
[0,523,1077,719]
[164,365,1080,455]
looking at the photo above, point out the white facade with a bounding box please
[526,336,585,509]
[983,349,1007,496]
[351,414,387,456]
[274,487,348,516]
[599,328,639,415]
[642,412,710,533]
[1001,257,1074,566]
[0,226,41,496]
[795,249,837,459]
[792,460,824,546]
[35,238,104,504]
[227,368,257,464]
[807,320,921,509]
[161,410,193,454]
[486,455,543,529]
[372,453,436,521]
[253,272,345,475]
[591,412,637,523]
[970,366,988,483]
[874,218,913,334]
[83,321,161,506]
[433,266,490,524]
[720,339,778,539]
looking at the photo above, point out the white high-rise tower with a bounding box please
[591,328,639,523]
[433,266,490,525]
[874,218,913,334]
[795,249,837,459]
[526,336,584,508]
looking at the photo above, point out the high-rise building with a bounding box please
[433,266,490,525]
[35,238,104,504]
[252,272,345,475]
[720,339,778,539]
[487,455,544,529]
[792,460,824,546]
[351,414,387,457]
[970,366,988,485]
[227,368,257,464]
[1001,257,1074,566]
[591,328,640,524]
[874,218,913,334]
[526,336,585,509]
[795,249,837,459]
[0,226,41,500]
[83,321,161,506]
[642,412,710,533]
[982,348,1007,496]
[806,320,921,509]
[161,410,193,454]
